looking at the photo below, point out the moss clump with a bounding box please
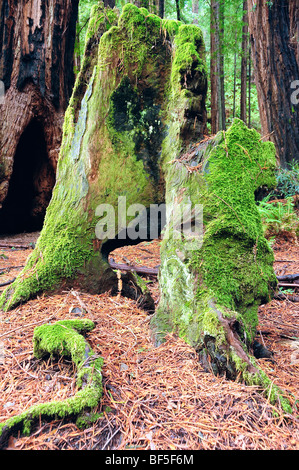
[0,319,103,448]
[171,24,206,93]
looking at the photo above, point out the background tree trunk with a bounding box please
[159,0,164,18]
[0,0,79,233]
[175,0,181,21]
[240,0,248,124]
[210,0,218,134]
[210,0,226,134]
[192,0,199,24]
[248,43,251,128]
[217,0,226,131]
[247,0,299,166]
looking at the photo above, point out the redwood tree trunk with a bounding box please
[240,0,248,124]
[210,0,226,134]
[247,0,299,166]
[0,0,79,232]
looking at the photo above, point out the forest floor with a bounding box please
[0,232,299,450]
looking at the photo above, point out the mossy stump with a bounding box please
[0,319,103,448]
[0,3,207,311]
[151,119,292,413]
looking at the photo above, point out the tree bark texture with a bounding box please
[247,0,299,166]
[210,0,218,135]
[0,0,79,232]
[210,0,226,133]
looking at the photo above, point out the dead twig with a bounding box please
[0,277,16,287]
[0,315,55,339]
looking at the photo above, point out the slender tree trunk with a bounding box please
[135,0,157,14]
[0,0,79,232]
[192,0,199,24]
[248,43,251,128]
[159,0,164,18]
[240,0,248,124]
[218,0,226,131]
[210,0,226,133]
[175,0,181,21]
[233,38,237,119]
[210,0,218,134]
[247,0,299,166]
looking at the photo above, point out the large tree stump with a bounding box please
[151,118,292,412]
[0,0,79,232]
[0,4,207,309]
[0,4,293,413]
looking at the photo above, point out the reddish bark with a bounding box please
[0,0,79,232]
[247,0,299,166]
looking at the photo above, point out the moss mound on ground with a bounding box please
[0,319,103,448]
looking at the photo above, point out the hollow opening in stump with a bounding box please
[0,119,55,234]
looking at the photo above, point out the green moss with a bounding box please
[233,353,293,414]
[162,19,180,39]
[84,3,118,46]
[33,319,96,366]
[151,119,291,409]
[196,121,277,327]
[0,319,104,447]
[170,24,206,92]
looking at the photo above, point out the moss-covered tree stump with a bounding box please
[0,319,103,448]
[0,3,207,311]
[151,118,292,413]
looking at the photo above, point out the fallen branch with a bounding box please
[0,243,32,250]
[109,259,159,276]
[0,278,16,288]
[276,273,299,282]
[265,195,299,206]
[0,315,55,339]
[0,266,24,275]
[274,292,299,303]
[277,282,299,289]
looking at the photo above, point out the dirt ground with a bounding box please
[0,232,298,450]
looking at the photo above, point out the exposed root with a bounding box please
[0,319,103,449]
